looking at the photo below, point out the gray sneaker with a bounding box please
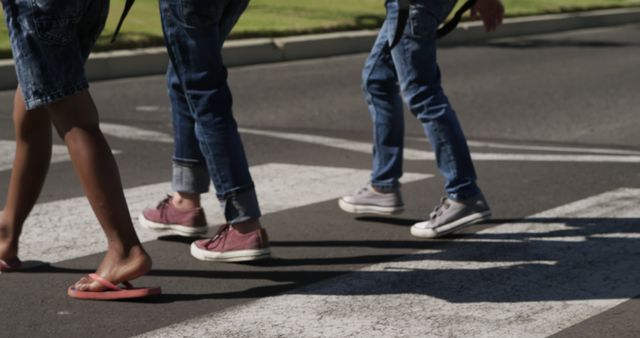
[411,194,491,238]
[338,184,404,215]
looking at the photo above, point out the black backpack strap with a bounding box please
[437,0,478,39]
[389,0,412,49]
[111,0,136,43]
[389,0,477,49]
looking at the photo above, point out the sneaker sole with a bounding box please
[410,210,492,239]
[190,243,272,262]
[138,214,208,237]
[338,199,404,216]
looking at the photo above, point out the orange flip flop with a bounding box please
[68,273,161,300]
[0,257,22,272]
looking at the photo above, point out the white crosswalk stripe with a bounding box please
[0,141,70,172]
[0,140,121,172]
[95,123,640,163]
[464,140,640,155]
[5,123,640,336]
[16,163,430,264]
[241,128,640,162]
[100,123,174,143]
[137,188,640,338]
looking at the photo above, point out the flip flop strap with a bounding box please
[0,257,22,269]
[0,259,9,270]
[89,273,131,291]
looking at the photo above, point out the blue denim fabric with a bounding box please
[2,0,108,110]
[160,0,260,224]
[363,0,480,201]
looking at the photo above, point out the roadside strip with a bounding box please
[1,7,639,90]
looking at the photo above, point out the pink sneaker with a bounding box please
[139,195,208,237]
[190,224,271,262]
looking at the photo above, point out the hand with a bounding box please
[470,0,505,32]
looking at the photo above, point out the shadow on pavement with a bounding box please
[354,216,422,227]
[11,217,640,305]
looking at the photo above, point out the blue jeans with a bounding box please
[2,0,108,109]
[160,0,260,224]
[363,0,480,201]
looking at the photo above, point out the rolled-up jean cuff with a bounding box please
[371,181,401,192]
[447,184,481,202]
[221,187,262,225]
[172,162,210,194]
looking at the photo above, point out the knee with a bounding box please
[361,51,399,97]
[362,71,397,97]
[361,68,373,94]
[46,91,100,138]
[54,124,102,146]
[401,80,439,105]
[403,85,451,120]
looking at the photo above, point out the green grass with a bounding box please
[1,0,640,58]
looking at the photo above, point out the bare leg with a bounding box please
[232,219,261,234]
[0,88,51,261]
[171,191,201,209]
[46,90,151,291]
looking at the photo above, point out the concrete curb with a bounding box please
[1,7,639,90]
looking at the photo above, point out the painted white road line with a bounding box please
[135,106,164,112]
[241,128,640,162]
[0,140,120,172]
[138,188,640,338]
[100,123,174,143]
[14,163,431,264]
[239,127,432,160]
[469,153,640,162]
[465,140,640,156]
[97,124,640,162]
[0,140,69,172]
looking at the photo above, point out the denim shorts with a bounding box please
[2,0,109,109]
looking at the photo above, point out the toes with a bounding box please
[73,276,91,288]
[74,276,106,292]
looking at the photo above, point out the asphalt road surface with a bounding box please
[1,23,640,337]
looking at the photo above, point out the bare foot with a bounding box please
[72,245,152,292]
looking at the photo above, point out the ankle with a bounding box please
[0,233,18,260]
[231,219,261,234]
[0,222,19,243]
[98,245,153,283]
[107,244,152,269]
[0,211,14,238]
[107,241,145,257]
[172,192,201,210]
